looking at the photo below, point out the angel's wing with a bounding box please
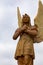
[34,0,43,43]
[17,7,22,27]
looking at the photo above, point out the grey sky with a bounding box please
[0,0,43,65]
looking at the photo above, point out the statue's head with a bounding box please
[22,14,31,26]
[22,14,30,23]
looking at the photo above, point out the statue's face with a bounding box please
[22,14,30,26]
[22,14,30,23]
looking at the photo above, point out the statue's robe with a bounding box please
[14,33,35,60]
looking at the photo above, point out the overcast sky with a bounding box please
[0,0,43,65]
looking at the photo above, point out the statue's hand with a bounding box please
[21,25,27,31]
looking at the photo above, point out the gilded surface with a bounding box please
[15,33,35,60]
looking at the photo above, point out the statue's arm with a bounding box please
[27,29,38,35]
[13,25,27,40]
[13,28,22,40]
[25,27,38,36]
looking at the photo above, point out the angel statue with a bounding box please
[13,1,43,65]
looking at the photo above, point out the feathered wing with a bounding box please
[34,0,43,43]
[17,7,22,27]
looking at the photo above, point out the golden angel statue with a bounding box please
[12,1,43,65]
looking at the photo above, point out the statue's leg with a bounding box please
[28,59,33,65]
[24,55,33,65]
[17,55,33,65]
[17,56,24,65]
